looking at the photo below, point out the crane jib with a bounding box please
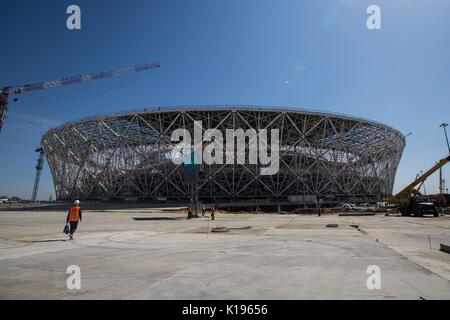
[389,153,450,204]
[5,63,160,94]
[0,62,160,133]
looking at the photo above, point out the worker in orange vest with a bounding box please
[187,203,193,220]
[66,200,82,240]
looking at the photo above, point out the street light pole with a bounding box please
[439,123,449,195]
[439,123,450,154]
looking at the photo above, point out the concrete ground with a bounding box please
[0,209,449,300]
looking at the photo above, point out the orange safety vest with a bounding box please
[187,206,193,213]
[68,205,81,222]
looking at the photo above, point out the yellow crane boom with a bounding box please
[388,154,450,206]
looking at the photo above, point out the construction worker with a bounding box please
[66,200,82,240]
[201,203,206,216]
[187,203,193,220]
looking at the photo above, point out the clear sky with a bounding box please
[1,0,449,200]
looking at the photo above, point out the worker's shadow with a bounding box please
[20,239,67,243]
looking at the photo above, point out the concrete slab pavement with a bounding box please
[0,211,449,299]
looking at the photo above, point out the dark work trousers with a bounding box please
[69,221,79,235]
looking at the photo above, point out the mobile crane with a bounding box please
[388,154,450,217]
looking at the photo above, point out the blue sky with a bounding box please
[1,0,449,199]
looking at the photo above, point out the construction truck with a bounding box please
[387,154,450,217]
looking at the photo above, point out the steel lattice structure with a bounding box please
[41,106,405,203]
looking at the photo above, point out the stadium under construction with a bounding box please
[41,106,406,206]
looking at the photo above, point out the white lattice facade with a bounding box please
[41,106,405,203]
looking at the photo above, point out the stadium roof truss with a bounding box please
[42,106,405,202]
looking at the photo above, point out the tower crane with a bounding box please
[31,147,45,203]
[0,62,160,202]
[0,62,160,133]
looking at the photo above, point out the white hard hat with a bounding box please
[74,200,80,205]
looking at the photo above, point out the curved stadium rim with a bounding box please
[42,105,405,140]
